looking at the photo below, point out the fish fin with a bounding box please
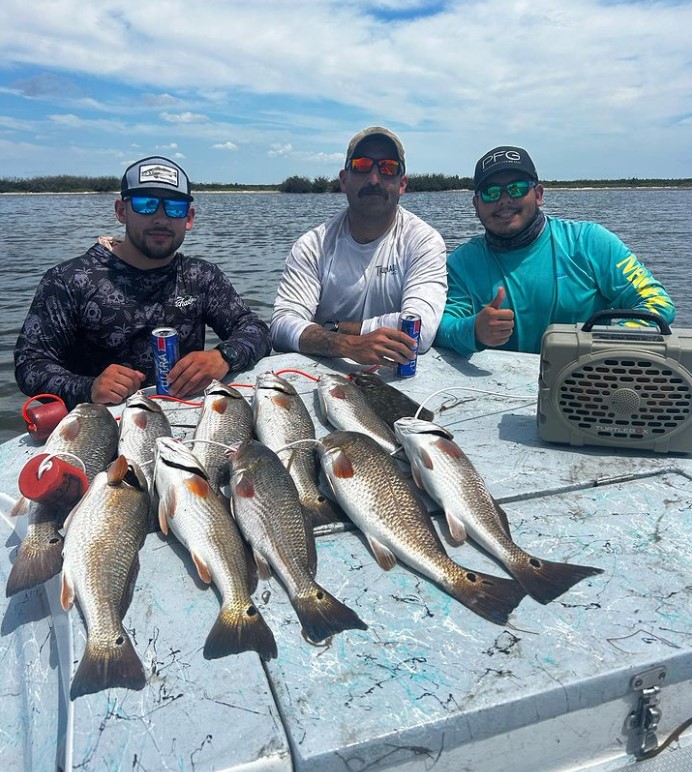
[434,437,464,459]
[59,414,81,442]
[292,583,368,643]
[443,563,526,625]
[253,550,273,581]
[306,531,318,577]
[271,394,292,411]
[9,496,29,518]
[367,536,398,571]
[157,493,175,535]
[204,601,277,661]
[185,476,211,498]
[69,629,146,700]
[133,412,148,430]
[244,541,259,593]
[330,385,347,400]
[60,571,75,611]
[331,449,355,479]
[444,511,468,545]
[510,556,604,605]
[493,502,512,537]
[107,455,129,485]
[5,532,64,597]
[234,472,255,498]
[418,448,435,470]
[212,397,228,414]
[410,464,426,491]
[191,550,213,584]
[119,554,140,618]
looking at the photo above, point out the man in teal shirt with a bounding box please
[435,146,676,356]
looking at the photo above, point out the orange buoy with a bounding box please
[22,395,69,442]
[18,454,88,506]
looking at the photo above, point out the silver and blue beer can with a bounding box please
[152,327,180,395]
[397,313,421,378]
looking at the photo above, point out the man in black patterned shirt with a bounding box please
[14,156,271,408]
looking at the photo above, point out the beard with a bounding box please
[127,225,185,261]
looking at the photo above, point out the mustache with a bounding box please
[359,186,387,198]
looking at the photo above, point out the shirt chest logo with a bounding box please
[375,265,398,277]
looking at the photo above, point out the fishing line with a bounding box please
[415,385,537,418]
[36,452,87,479]
[274,368,320,382]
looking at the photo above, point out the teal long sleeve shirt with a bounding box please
[434,216,676,356]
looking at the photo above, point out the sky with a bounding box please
[1,0,691,185]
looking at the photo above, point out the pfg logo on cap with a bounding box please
[481,149,523,171]
[139,163,179,187]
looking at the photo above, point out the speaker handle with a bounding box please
[581,308,672,335]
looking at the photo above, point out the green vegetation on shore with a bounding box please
[1,173,691,195]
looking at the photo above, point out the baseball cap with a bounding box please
[120,156,193,201]
[345,126,406,172]
[473,146,538,190]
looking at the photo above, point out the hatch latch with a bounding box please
[626,666,667,758]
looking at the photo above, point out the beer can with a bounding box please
[397,313,421,378]
[152,327,180,395]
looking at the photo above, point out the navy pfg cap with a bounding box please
[473,146,538,190]
[121,156,194,201]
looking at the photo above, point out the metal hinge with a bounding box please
[626,666,667,758]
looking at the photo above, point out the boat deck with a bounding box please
[2,347,691,771]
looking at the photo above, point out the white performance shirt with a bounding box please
[270,206,447,353]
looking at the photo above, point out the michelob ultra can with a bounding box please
[397,313,421,378]
[152,327,180,395]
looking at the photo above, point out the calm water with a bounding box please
[1,188,690,442]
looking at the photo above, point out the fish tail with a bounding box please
[70,630,146,700]
[5,536,64,597]
[292,584,368,643]
[444,564,526,625]
[204,602,278,661]
[512,557,604,605]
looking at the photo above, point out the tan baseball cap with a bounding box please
[345,126,406,172]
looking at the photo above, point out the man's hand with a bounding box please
[167,349,229,398]
[339,328,417,367]
[475,287,515,348]
[91,364,146,405]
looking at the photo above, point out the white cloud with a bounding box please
[160,111,208,124]
[0,0,691,180]
[213,141,238,151]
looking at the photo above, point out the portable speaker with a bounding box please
[537,310,692,453]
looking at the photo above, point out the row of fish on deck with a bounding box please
[5,369,603,701]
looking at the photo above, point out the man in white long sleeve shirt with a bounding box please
[270,126,447,368]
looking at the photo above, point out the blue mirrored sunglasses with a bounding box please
[478,180,537,203]
[127,196,190,218]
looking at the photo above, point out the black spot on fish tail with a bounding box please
[5,534,64,597]
[443,565,526,625]
[292,585,368,643]
[70,630,146,700]
[511,557,604,605]
[203,602,277,661]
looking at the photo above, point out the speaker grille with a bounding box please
[558,357,692,439]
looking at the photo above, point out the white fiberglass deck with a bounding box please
[1,347,691,771]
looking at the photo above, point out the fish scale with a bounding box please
[191,379,254,495]
[253,372,347,527]
[60,456,150,700]
[393,416,604,604]
[154,436,277,661]
[317,430,526,625]
[229,439,367,643]
[6,403,119,597]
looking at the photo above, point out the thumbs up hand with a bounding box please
[475,287,515,347]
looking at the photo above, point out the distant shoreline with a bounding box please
[2,184,692,196]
